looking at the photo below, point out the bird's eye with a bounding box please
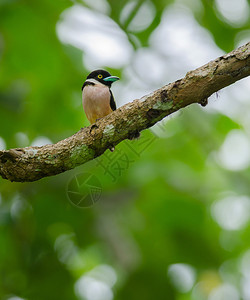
[98,74,103,79]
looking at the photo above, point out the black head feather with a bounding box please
[86,69,112,86]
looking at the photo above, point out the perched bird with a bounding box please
[82,69,119,124]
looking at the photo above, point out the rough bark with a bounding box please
[1,42,250,182]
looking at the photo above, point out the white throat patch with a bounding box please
[85,78,105,86]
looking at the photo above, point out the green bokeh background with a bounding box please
[0,0,250,299]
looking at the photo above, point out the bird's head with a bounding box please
[86,69,119,87]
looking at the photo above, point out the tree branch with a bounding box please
[1,42,249,182]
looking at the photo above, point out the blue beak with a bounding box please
[103,76,120,82]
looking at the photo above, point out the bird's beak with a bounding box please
[103,76,120,82]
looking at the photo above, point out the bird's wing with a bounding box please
[109,90,116,111]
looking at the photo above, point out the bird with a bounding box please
[82,69,119,124]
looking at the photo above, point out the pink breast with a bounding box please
[82,84,112,124]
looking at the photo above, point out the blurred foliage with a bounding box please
[0,0,250,300]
